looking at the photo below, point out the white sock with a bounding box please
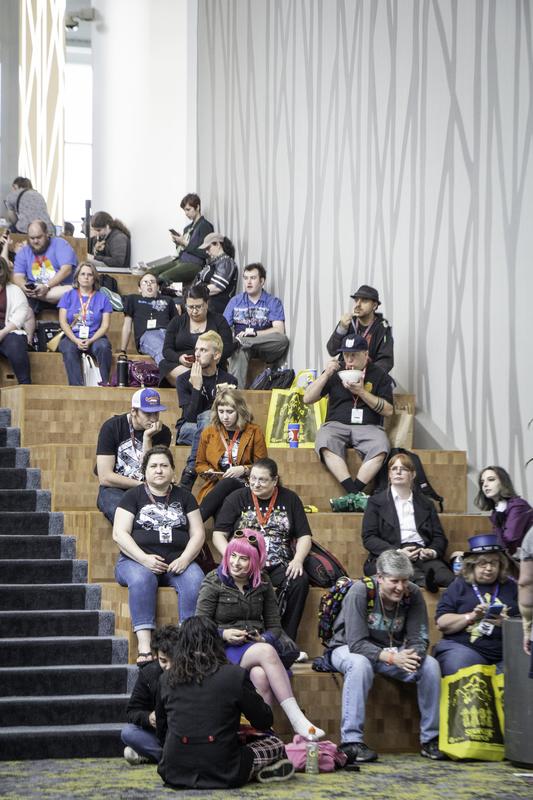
[280,697,325,738]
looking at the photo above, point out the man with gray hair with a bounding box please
[326,549,444,763]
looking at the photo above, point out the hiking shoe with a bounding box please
[123,746,151,766]
[420,737,446,760]
[257,758,295,783]
[295,650,308,663]
[100,286,124,312]
[340,741,378,763]
[329,491,368,513]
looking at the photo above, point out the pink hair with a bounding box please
[222,529,266,589]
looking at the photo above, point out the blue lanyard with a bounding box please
[472,583,499,605]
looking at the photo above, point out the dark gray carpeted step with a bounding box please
[0,583,101,611]
[0,409,11,427]
[0,535,76,560]
[0,468,40,489]
[0,447,30,468]
[0,723,124,760]
[0,427,20,447]
[0,664,137,697]
[0,559,86,583]
[0,693,129,727]
[0,609,115,639]
[0,512,63,536]
[0,636,129,667]
[0,489,51,512]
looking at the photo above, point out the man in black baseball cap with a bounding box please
[303,333,393,512]
[326,284,394,373]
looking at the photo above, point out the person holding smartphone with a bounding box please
[433,533,519,676]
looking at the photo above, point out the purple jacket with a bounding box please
[490,496,533,555]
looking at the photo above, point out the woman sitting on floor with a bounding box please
[196,387,267,522]
[156,615,294,789]
[112,445,205,666]
[196,529,323,739]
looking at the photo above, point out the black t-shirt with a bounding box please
[118,483,198,562]
[122,294,177,347]
[321,362,393,426]
[176,368,238,423]
[214,486,312,568]
[96,413,172,481]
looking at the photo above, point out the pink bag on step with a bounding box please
[284,735,348,772]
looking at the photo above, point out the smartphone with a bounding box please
[169,228,179,236]
[25,282,36,290]
[245,628,259,640]
[486,604,503,618]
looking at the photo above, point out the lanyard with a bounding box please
[354,318,374,340]
[219,429,241,466]
[144,483,172,508]
[77,290,94,323]
[252,487,279,528]
[351,367,366,408]
[472,583,500,606]
[128,416,143,464]
[378,591,400,648]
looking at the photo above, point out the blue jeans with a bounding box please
[139,329,165,365]
[115,553,204,630]
[121,723,162,762]
[97,486,127,524]
[0,332,31,384]
[176,409,211,472]
[58,335,112,385]
[330,646,441,744]
[433,639,497,677]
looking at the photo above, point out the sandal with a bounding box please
[136,652,154,667]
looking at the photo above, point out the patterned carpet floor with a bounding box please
[1,755,532,799]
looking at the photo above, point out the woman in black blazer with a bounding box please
[156,616,294,789]
[362,453,454,590]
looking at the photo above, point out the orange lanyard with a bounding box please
[219,429,241,466]
[252,487,278,528]
[77,290,94,323]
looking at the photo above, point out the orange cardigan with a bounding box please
[195,422,268,503]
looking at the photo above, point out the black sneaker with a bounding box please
[340,741,378,763]
[257,759,295,783]
[420,737,446,760]
[179,469,196,491]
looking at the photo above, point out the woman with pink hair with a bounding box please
[196,529,324,737]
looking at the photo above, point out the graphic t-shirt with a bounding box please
[96,414,172,481]
[118,483,198,562]
[122,294,177,346]
[214,486,311,567]
[14,237,77,285]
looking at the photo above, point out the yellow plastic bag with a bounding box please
[265,387,326,448]
[438,663,505,761]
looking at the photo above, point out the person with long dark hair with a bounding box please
[88,211,131,269]
[193,232,238,314]
[156,616,294,789]
[474,465,533,557]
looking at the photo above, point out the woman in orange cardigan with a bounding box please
[196,387,268,522]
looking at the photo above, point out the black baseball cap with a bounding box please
[338,334,369,353]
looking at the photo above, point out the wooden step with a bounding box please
[0,352,154,388]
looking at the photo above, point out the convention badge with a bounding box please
[478,620,494,637]
[146,318,157,329]
[159,525,172,544]
[244,327,256,337]
[351,408,364,424]
[364,381,373,392]
[78,325,90,340]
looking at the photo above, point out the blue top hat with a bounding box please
[463,533,503,557]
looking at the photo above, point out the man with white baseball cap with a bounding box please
[96,388,172,522]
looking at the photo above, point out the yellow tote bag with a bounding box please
[265,388,327,448]
[438,663,505,761]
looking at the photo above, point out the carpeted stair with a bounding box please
[0,409,135,760]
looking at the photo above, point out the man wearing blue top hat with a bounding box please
[303,334,394,512]
[433,533,519,676]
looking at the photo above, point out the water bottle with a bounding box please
[305,726,319,774]
[117,353,129,387]
[452,555,463,575]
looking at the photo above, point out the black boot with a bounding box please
[179,468,196,491]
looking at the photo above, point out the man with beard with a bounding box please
[12,220,76,311]
[120,273,178,366]
[326,285,394,373]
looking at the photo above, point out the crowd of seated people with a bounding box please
[2,183,531,780]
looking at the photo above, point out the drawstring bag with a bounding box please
[285,735,348,772]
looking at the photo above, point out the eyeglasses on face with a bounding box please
[249,476,273,485]
[186,304,204,312]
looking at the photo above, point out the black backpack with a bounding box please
[248,367,295,390]
[373,447,444,512]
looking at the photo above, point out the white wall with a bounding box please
[91,0,197,263]
[196,0,533,498]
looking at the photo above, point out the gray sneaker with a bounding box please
[123,746,151,766]
[340,741,378,763]
[257,759,295,783]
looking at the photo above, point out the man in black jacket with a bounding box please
[121,624,180,765]
[326,285,394,373]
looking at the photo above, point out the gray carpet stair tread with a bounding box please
[0,723,125,733]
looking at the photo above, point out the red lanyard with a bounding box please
[219,429,241,466]
[352,367,366,408]
[144,483,172,508]
[77,290,94,323]
[252,487,278,528]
